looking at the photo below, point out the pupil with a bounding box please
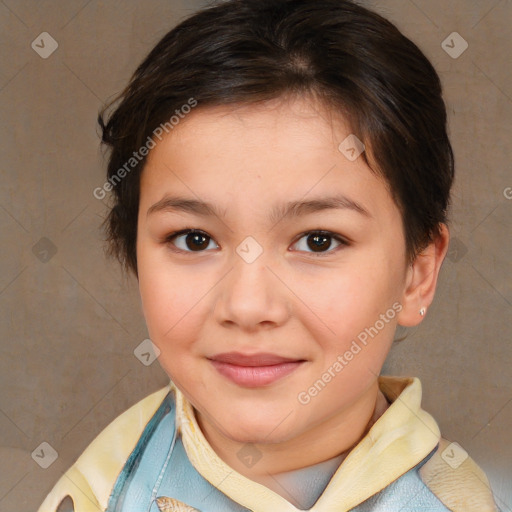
[187,232,209,251]
[308,233,330,252]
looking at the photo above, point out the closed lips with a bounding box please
[208,352,306,388]
[208,352,305,366]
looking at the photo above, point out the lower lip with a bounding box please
[209,360,303,388]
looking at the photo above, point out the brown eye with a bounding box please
[308,233,331,252]
[293,231,347,255]
[166,229,218,252]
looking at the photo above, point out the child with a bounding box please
[39,0,502,510]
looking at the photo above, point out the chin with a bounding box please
[217,412,299,445]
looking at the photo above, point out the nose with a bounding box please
[213,248,292,332]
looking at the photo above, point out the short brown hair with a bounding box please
[98,0,454,277]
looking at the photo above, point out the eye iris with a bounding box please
[187,232,209,251]
[308,233,331,252]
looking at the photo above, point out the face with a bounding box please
[136,97,410,450]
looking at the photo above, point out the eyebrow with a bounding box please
[146,194,372,222]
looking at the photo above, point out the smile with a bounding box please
[208,352,306,388]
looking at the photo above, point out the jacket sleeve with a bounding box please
[37,384,172,512]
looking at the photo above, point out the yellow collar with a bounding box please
[173,376,440,512]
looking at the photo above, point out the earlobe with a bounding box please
[397,223,450,327]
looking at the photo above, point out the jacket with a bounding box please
[37,376,501,511]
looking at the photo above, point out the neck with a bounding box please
[195,379,389,487]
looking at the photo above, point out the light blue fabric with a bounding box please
[106,392,248,512]
[106,391,452,512]
[350,457,451,512]
[268,451,347,509]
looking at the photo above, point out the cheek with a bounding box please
[295,266,389,333]
[296,259,401,370]
[138,267,208,388]
[137,250,203,348]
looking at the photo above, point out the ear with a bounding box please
[397,223,450,327]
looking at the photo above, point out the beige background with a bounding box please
[0,0,510,510]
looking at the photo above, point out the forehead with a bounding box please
[140,97,396,224]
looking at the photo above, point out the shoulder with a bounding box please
[419,437,500,512]
[37,383,172,512]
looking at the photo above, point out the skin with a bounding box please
[136,96,449,499]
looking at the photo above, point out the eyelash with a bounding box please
[163,228,349,257]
